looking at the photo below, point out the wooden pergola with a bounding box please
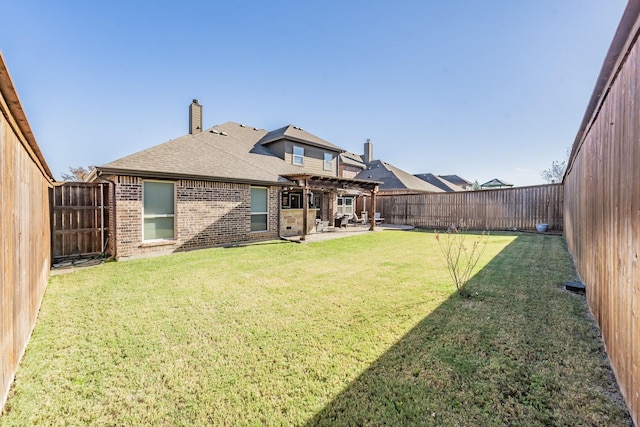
[281,174,381,240]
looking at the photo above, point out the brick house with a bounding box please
[91,100,379,259]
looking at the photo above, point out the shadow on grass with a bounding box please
[305,234,631,426]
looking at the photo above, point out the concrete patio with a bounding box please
[283,223,415,243]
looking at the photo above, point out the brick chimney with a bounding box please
[363,139,373,164]
[189,99,202,134]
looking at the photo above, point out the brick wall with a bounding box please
[112,176,280,259]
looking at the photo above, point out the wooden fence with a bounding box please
[563,3,640,424]
[1,53,54,410]
[51,182,110,260]
[377,184,563,231]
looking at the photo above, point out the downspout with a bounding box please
[301,178,310,241]
[100,183,104,255]
[96,170,117,259]
[369,185,378,231]
[278,186,286,241]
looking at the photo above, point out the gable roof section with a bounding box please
[481,178,513,188]
[259,124,344,152]
[339,151,366,168]
[355,160,444,192]
[438,175,472,187]
[414,173,462,192]
[97,122,300,185]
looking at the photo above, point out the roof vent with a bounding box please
[210,129,219,134]
[240,124,246,127]
[220,131,228,136]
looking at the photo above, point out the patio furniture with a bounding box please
[316,220,329,232]
[374,212,385,224]
[339,215,349,228]
[350,212,365,225]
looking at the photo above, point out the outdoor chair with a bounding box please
[374,212,385,224]
[339,215,349,228]
[350,212,365,225]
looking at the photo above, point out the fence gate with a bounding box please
[51,182,110,261]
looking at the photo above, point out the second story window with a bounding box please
[293,146,304,165]
[324,153,333,171]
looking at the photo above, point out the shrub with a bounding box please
[434,226,489,296]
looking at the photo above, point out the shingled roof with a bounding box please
[97,122,301,185]
[414,173,463,192]
[339,151,366,168]
[259,124,344,152]
[438,175,472,188]
[355,160,444,193]
[481,178,513,188]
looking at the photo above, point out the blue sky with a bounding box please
[1,1,627,185]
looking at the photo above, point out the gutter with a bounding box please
[94,170,117,259]
[94,167,293,187]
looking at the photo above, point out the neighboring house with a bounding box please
[90,100,379,259]
[340,140,444,194]
[438,175,473,191]
[355,160,444,194]
[414,173,464,192]
[481,178,514,189]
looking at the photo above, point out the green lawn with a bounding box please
[1,231,631,426]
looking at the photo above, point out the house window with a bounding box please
[324,153,333,171]
[251,187,268,232]
[293,146,304,165]
[337,196,354,217]
[143,181,175,240]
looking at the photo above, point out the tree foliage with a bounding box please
[540,160,566,183]
[61,166,92,182]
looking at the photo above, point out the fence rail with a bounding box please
[377,184,563,230]
[51,182,109,259]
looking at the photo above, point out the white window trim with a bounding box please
[337,196,355,217]
[251,186,269,233]
[293,145,304,166]
[323,152,333,171]
[142,180,176,241]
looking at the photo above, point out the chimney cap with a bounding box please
[192,99,199,104]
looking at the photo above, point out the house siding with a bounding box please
[281,140,339,176]
[112,176,280,259]
[340,164,364,179]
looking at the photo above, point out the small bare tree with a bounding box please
[540,147,570,183]
[540,160,566,184]
[61,166,93,182]
[435,226,489,297]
